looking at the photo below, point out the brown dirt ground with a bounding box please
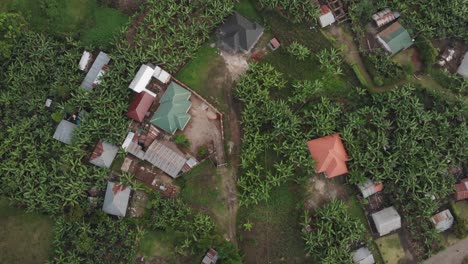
[304,175,349,210]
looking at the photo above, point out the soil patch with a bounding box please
[304,175,349,210]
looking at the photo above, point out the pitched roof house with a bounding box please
[217,12,264,53]
[376,22,413,55]
[457,52,468,78]
[319,5,336,28]
[151,82,192,134]
[127,91,156,122]
[201,248,219,264]
[102,182,131,217]
[352,247,375,264]
[89,140,119,168]
[358,178,384,198]
[129,64,155,93]
[372,206,401,236]
[455,178,468,200]
[307,133,349,178]
[81,51,111,90]
[53,120,77,145]
[143,140,187,178]
[430,209,454,232]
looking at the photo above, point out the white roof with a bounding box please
[129,64,155,92]
[45,99,52,107]
[122,132,135,150]
[353,247,375,264]
[372,206,401,236]
[153,66,171,83]
[457,52,468,78]
[79,51,91,71]
[319,12,335,28]
[431,209,454,232]
[186,157,198,168]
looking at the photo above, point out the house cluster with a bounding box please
[371,9,413,56]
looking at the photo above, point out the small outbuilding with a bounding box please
[127,91,156,122]
[455,178,468,201]
[102,182,131,217]
[81,51,111,90]
[45,98,52,108]
[358,178,384,198]
[129,64,155,94]
[201,248,219,264]
[89,140,119,168]
[79,50,92,71]
[376,22,413,55]
[143,140,187,178]
[430,209,454,232]
[307,133,349,178]
[372,206,401,236]
[217,12,264,53]
[53,120,77,145]
[268,38,281,51]
[352,247,375,264]
[318,5,336,28]
[372,9,399,28]
[457,52,468,78]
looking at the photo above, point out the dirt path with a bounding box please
[424,237,468,264]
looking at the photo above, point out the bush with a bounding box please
[197,146,208,159]
[51,110,64,123]
[173,134,190,149]
[415,36,438,71]
[287,41,310,61]
[364,50,405,85]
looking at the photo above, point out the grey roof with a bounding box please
[457,52,468,78]
[102,182,131,217]
[81,51,111,90]
[372,206,401,236]
[53,120,77,145]
[353,247,375,264]
[143,140,187,178]
[217,12,264,52]
[89,141,119,168]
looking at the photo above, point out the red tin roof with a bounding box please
[127,91,155,122]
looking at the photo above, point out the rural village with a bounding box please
[0,0,467,264]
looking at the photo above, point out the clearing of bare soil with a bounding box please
[305,175,349,210]
[220,51,249,81]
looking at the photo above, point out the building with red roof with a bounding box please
[455,178,468,201]
[127,91,155,122]
[307,133,349,178]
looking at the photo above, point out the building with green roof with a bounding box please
[376,21,413,55]
[151,82,192,134]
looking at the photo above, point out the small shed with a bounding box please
[201,248,219,264]
[81,51,110,90]
[358,178,384,198]
[79,50,92,71]
[143,140,187,178]
[352,247,375,264]
[372,206,401,236]
[89,140,119,168]
[319,5,335,28]
[102,182,131,217]
[457,52,468,78]
[268,38,281,51]
[53,120,77,145]
[430,209,454,232]
[376,22,413,55]
[129,64,155,93]
[372,9,399,28]
[153,66,171,84]
[455,178,468,200]
[45,98,52,108]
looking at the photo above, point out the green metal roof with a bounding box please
[151,82,192,134]
[378,22,413,55]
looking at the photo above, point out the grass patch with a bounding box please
[0,198,54,264]
[139,230,175,259]
[454,200,468,219]
[234,0,261,22]
[376,234,405,264]
[351,63,371,88]
[238,181,306,263]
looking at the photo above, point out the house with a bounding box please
[319,5,336,28]
[53,120,77,145]
[376,22,413,55]
[455,178,468,200]
[129,64,156,96]
[457,52,468,78]
[307,133,349,178]
[217,12,264,53]
[79,50,92,71]
[201,248,219,264]
[127,91,156,122]
[89,140,119,168]
[151,81,192,134]
[81,51,111,90]
[372,206,401,236]
[430,209,454,232]
[268,38,281,51]
[372,9,400,28]
[102,182,131,217]
[143,140,187,178]
[358,178,384,198]
[352,247,375,264]
[153,66,171,84]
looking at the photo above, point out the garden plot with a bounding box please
[376,233,412,264]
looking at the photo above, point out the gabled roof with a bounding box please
[143,140,187,178]
[102,182,131,217]
[129,64,155,93]
[151,82,192,134]
[457,52,468,78]
[53,120,77,145]
[218,12,264,52]
[430,209,454,232]
[455,178,468,200]
[81,51,110,90]
[377,22,413,55]
[89,140,119,168]
[127,91,156,122]
[372,206,401,236]
[307,133,349,178]
[358,178,384,198]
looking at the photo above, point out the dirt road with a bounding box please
[424,238,468,264]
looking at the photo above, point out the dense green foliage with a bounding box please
[257,0,319,23]
[415,35,438,71]
[302,200,366,263]
[287,41,310,60]
[0,12,26,61]
[363,50,405,85]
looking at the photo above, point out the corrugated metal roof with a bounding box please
[372,206,401,236]
[127,91,156,122]
[53,120,77,145]
[89,140,119,168]
[102,182,131,217]
[81,51,111,90]
[376,22,413,55]
[358,178,383,198]
[143,140,187,178]
[455,178,468,200]
[129,64,155,93]
[352,247,374,264]
[457,52,468,78]
[430,209,454,232]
